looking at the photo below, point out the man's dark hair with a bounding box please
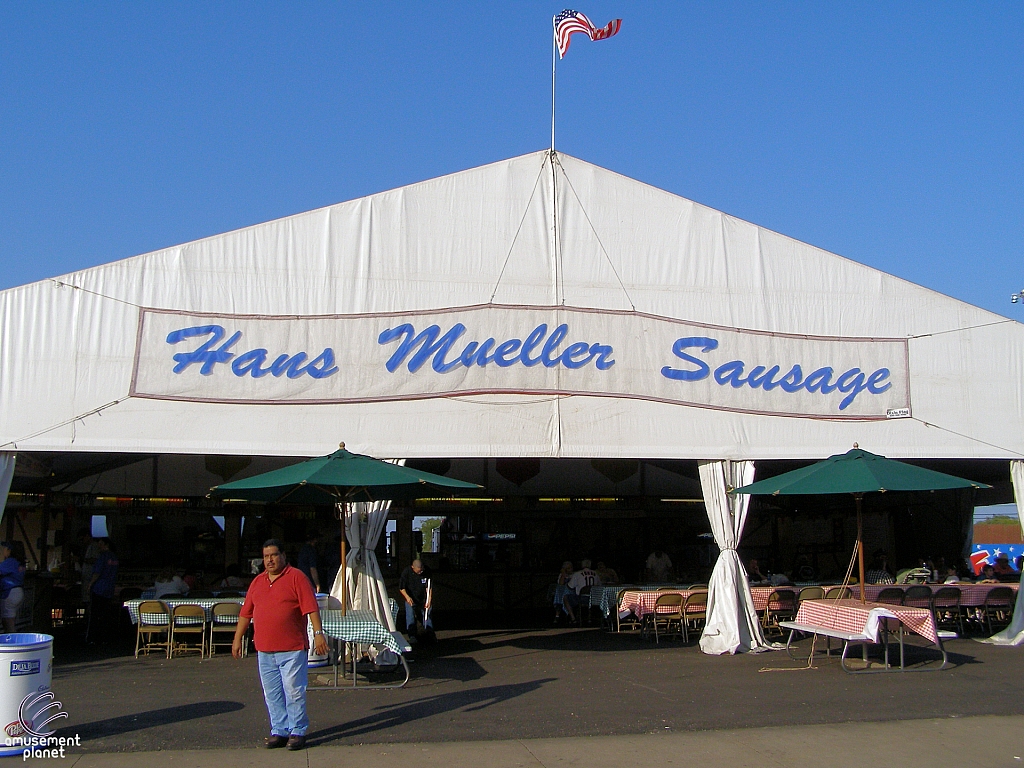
[262,538,285,553]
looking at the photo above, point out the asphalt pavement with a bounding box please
[42,625,1024,761]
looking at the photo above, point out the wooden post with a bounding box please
[856,494,866,604]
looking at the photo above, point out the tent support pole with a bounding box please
[855,493,866,604]
[338,501,348,615]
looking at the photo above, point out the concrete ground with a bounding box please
[58,716,1024,768]
[43,625,1024,762]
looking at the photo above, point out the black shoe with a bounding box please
[265,735,287,749]
[287,735,306,751]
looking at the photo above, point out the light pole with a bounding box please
[1013,289,1024,305]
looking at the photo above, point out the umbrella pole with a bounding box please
[340,505,348,616]
[855,494,866,604]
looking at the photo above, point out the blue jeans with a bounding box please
[405,602,432,631]
[257,650,309,737]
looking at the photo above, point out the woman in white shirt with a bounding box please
[152,569,189,599]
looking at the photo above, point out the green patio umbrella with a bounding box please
[731,447,990,603]
[210,443,481,611]
[210,443,481,504]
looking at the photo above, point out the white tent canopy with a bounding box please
[1,150,1022,461]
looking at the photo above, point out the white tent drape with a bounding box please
[0,452,15,530]
[978,459,1024,646]
[697,459,771,655]
[329,497,397,633]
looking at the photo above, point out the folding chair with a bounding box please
[903,585,933,609]
[798,586,824,604]
[209,602,244,657]
[875,587,905,606]
[135,600,172,658]
[170,604,208,657]
[646,593,683,643]
[824,586,851,600]
[762,589,798,637]
[983,587,1015,635]
[615,590,642,633]
[930,586,963,636]
[578,585,594,625]
[681,591,708,644]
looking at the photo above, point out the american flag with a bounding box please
[554,9,622,59]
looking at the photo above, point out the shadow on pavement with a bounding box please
[409,656,489,682]
[308,678,557,744]
[58,701,246,741]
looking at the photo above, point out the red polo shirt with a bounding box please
[240,564,320,652]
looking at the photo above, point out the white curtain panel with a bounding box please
[329,499,398,632]
[979,459,1024,646]
[697,459,771,655]
[0,452,15,530]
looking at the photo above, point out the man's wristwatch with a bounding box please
[313,630,325,636]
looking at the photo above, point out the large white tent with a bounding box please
[2,150,1022,654]
[1,150,1022,461]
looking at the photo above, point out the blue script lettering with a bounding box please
[661,335,891,411]
[378,322,616,374]
[165,326,339,379]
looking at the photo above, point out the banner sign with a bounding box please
[131,305,911,419]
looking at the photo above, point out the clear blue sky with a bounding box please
[2,2,1022,318]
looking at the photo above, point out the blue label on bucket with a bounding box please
[10,659,40,676]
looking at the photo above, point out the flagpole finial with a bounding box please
[339,442,346,449]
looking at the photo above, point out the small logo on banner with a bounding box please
[886,407,911,419]
[10,660,40,677]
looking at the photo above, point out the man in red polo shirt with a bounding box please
[233,539,329,751]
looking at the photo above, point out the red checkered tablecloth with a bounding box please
[795,599,939,644]
[619,589,707,617]
[621,586,800,616]
[751,586,801,612]
[860,583,1017,608]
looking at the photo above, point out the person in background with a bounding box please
[153,568,189,599]
[562,559,601,625]
[977,564,999,584]
[865,552,895,585]
[297,532,320,593]
[993,554,1016,579]
[595,561,618,585]
[554,561,574,623]
[78,529,99,603]
[181,568,198,592]
[399,558,433,638]
[0,542,26,633]
[220,563,246,589]
[746,558,769,584]
[86,538,119,644]
[557,561,574,586]
[645,549,673,583]
[943,566,962,584]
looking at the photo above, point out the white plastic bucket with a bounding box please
[0,634,54,758]
[307,595,330,667]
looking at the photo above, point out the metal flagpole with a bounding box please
[551,15,557,152]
